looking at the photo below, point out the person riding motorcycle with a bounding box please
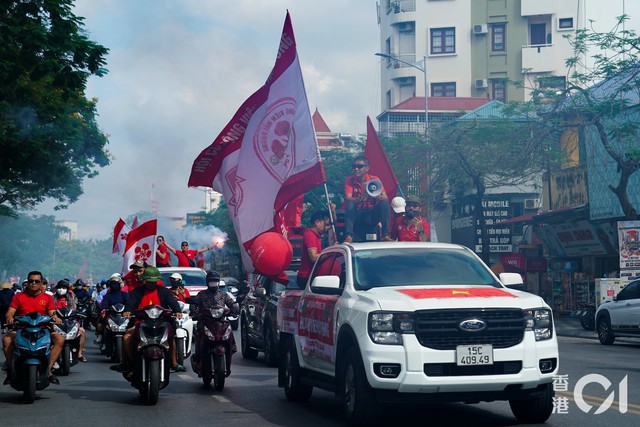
[95,275,129,344]
[53,280,87,363]
[111,266,183,375]
[190,271,238,376]
[168,273,191,302]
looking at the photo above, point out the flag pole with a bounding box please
[323,183,337,242]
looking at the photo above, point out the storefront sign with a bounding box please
[617,220,640,281]
[535,221,617,257]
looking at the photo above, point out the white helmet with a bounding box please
[391,196,406,213]
[170,273,183,281]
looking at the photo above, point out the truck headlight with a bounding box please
[368,312,414,345]
[524,308,553,341]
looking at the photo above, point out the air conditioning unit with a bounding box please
[475,79,488,89]
[473,24,488,35]
[397,22,414,33]
[524,198,541,209]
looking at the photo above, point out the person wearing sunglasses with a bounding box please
[343,155,391,243]
[165,240,215,268]
[3,271,64,385]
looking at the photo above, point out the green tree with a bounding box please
[532,14,640,219]
[0,0,110,218]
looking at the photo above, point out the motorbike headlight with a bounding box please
[108,318,129,332]
[524,308,553,341]
[368,312,415,345]
[68,323,80,338]
[144,307,163,319]
[209,307,224,318]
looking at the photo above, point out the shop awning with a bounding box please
[498,204,588,225]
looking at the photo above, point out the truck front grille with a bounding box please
[424,361,522,376]
[415,308,525,350]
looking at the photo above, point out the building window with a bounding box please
[491,24,505,51]
[430,27,455,55]
[431,82,456,97]
[386,90,392,109]
[492,81,506,101]
[558,18,574,30]
[530,23,547,45]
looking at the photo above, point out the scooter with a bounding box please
[103,303,129,362]
[126,305,175,405]
[53,307,84,376]
[191,305,233,391]
[8,312,52,403]
[578,303,596,331]
[175,301,193,367]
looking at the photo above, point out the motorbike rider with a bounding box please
[95,275,129,344]
[111,266,183,375]
[190,270,238,376]
[53,280,87,363]
[3,271,64,385]
[168,273,191,302]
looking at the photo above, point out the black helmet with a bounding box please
[56,280,69,289]
[206,270,220,282]
[74,279,85,288]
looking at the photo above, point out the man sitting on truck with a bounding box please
[297,210,332,289]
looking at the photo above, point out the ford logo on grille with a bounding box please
[459,319,486,332]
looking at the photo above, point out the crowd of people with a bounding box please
[1,258,238,387]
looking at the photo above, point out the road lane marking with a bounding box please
[212,395,230,403]
[556,390,640,414]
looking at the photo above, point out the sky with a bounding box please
[36,0,381,240]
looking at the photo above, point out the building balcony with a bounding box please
[386,0,416,15]
[522,44,556,73]
[521,0,555,16]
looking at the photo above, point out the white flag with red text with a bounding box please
[188,12,325,272]
[112,218,132,256]
[121,219,157,275]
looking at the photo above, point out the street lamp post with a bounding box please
[375,52,428,133]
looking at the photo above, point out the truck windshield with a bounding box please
[352,247,500,290]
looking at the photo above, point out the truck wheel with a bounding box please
[597,314,615,345]
[509,383,553,423]
[241,319,258,359]
[283,340,312,402]
[264,326,278,367]
[340,347,379,425]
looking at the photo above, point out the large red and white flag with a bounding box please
[364,116,400,201]
[188,12,325,272]
[121,219,157,275]
[112,218,132,256]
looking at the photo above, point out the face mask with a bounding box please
[207,281,220,290]
[57,288,67,296]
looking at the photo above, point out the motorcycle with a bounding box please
[125,305,175,405]
[53,307,85,376]
[175,301,193,367]
[191,305,233,391]
[102,303,129,362]
[8,312,52,403]
[577,303,596,331]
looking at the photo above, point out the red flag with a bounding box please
[122,219,157,275]
[364,116,399,200]
[188,12,325,272]
[131,216,139,230]
[112,218,131,255]
[282,194,304,230]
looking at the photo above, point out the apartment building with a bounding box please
[377,0,639,133]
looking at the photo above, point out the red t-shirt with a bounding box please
[170,287,191,302]
[10,291,55,316]
[298,227,322,279]
[344,174,383,209]
[390,216,430,241]
[138,288,161,308]
[175,250,197,267]
[156,243,171,267]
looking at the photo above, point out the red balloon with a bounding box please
[250,232,293,276]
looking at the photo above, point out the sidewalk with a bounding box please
[553,314,598,339]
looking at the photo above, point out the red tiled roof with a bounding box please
[312,108,331,132]
[392,96,490,112]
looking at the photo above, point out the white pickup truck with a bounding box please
[277,242,559,425]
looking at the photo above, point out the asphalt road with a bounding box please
[1,325,638,427]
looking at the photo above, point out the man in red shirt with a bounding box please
[297,210,332,289]
[3,271,64,385]
[155,235,172,267]
[122,260,147,292]
[166,241,215,267]
[343,156,391,243]
[390,195,430,242]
